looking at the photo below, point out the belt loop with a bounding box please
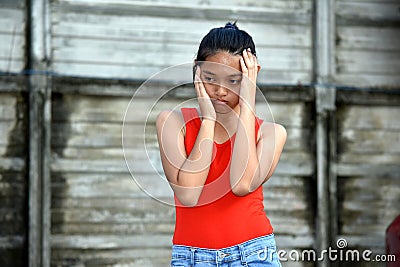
[238,244,247,265]
[190,247,196,266]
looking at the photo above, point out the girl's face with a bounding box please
[199,51,243,113]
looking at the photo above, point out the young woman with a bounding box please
[156,22,287,267]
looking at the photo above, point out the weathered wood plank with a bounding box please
[337,163,400,177]
[339,129,400,153]
[0,157,25,172]
[51,222,174,235]
[51,248,171,267]
[339,153,400,165]
[52,1,311,24]
[0,34,25,61]
[51,122,309,152]
[51,233,314,249]
[0,60,24,74]
[51,234,172,249]
[338,26,400,51]
[51,247,172,261]
[340,205,400,225]
[50,155,313,176]
[51,207,174,224]
[51,95,308,127]
[0,121,16,145]
[270,221,312,236]
[0,181,25,198]
[51,172,172,197]
[339,176,400,191]
[335,73,400,88]
[0,236,25,249]
[51,78,314,101]
[52,138,312,161]
[342,224,394,236]
[52,62,311,84]
[0,95,17,120]
[336,1,400,24]
[0,7,26,73]
[0,172,25,184]
[0,9,24,27]
[275,235,314,248]
[51,12,309,39]
[55,0,312,11]
[339,106,400,130]
[52,41,311,73]
[336,88,400,105]
[0,77,27,93]
[337,50,400,75]
[53,22,311,47]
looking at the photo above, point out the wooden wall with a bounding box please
[335,0,400,88]
[0,0,399,266]
[50,0,313,84]
[0,0,26,73]
[50,87,174,266]
[47,80,316,267]
[0,2,28,266]
[335,91,400,267]
[0,79,28,267]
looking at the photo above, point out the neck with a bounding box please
[215,105,240,135]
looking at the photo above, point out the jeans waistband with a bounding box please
[172,233,277,263]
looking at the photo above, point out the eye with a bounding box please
[204,76,215,82]
[230,79,239,84]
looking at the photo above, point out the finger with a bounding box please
[246,48,256,69]
[240,56,248,76]
[198,80,209,99]
[195,67,209,98]
[242,49,251,66]
[194,69,202,97]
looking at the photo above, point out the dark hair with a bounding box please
[195,21,257,62]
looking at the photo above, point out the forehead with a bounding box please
[202,52,242,75]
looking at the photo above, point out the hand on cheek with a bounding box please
[239,48,258,107]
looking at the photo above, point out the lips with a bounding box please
[213,99,228,104]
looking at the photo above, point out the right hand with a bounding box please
[194,66,216,121]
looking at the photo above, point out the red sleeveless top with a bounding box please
[173,108,273,249]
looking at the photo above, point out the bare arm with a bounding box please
[230,49,287,196]
[156,67,216,206]
[156,111,215,206]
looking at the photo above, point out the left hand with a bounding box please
[239,48,258,108]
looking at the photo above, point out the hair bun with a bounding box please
[224,22,238,30]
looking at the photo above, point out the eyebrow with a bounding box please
[202,70,216,76]
[202,70,242,77]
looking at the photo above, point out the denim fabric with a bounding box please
[171,234,282,267]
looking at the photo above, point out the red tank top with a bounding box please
[173,108,273,249]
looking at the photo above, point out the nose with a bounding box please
[215,84,228,97]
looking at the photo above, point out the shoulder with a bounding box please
[156,109,186,135]
[156,109,185,127]
[258,122,287,142]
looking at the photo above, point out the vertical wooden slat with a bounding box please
[314,0,335,84]
[28,0,51,266]
[314,1,336,267]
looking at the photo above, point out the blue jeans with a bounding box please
[171,234,282,267]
